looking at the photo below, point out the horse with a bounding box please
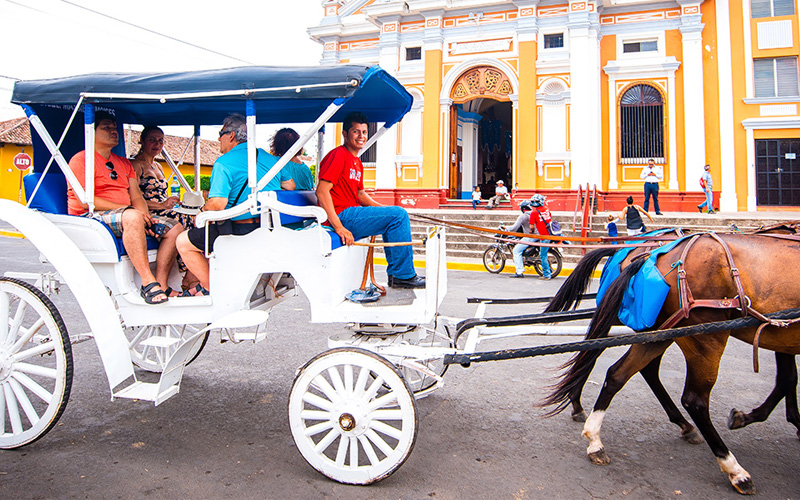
[543,232,800,494]
[545,245,800,439]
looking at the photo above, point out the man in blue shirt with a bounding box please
[177,114,294,294]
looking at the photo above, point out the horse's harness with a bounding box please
[651,230,800,371]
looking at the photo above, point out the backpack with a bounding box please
[548,220,562,235]
[699,176,706,189]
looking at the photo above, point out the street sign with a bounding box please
[13,153,32,171]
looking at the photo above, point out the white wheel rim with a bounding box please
[0,280,69,448]
[126,324,205,372]
[289,349,417,484]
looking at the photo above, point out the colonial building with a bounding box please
[309,0,800,211]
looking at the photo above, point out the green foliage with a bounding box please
[182,174,211,192]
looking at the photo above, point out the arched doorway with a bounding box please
[449,66,514,199]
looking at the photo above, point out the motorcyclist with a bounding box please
[505,200,534,278]
[527,194,554,280]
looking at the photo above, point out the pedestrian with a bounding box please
[471,186,482,209]
[605,214,619,238]
[640,158,663,215]
[697,164,714,214]
[619,195,654,236]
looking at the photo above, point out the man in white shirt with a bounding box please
[487,180,509,209]
[640,158,663,215]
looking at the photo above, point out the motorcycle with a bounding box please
[482,232,563,277]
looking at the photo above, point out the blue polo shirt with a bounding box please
[208,143,291,221]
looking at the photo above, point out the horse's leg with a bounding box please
[728,352,799,438]
[582,342,671,465]
[638,353,704,444]
[569,394,588,422]
[678,335,755,495]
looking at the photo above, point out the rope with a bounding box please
[444,306,800,365]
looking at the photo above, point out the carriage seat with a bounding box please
[271,190,342,251]
[23,172,160,257]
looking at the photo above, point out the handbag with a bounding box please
[699,176,706,189]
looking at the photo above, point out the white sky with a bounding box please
[0,0,325,145]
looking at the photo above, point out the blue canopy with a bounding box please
[11,65,413,173]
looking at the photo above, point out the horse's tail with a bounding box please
[541,254,648,415]
[544,247,617,313]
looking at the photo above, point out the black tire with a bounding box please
[533,250,563,278]
[0,278,72,449]
[482,246,506,274]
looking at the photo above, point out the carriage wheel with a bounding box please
[482,246,506,274]
[0,278,72,449]
[289,348,417,485]
[533,251,563,278]
[125,324,209,373]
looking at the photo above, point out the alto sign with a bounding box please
[13,152,32,171]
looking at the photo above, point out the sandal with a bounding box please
[164,287,181,297]
[140,282,169,304]
[180,284,209,297]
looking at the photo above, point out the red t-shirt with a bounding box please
[67,151,135,215]
[529,207,552,236]
[318,145,363,214]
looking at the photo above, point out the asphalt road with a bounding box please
[0,235,797,500]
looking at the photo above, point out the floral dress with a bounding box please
[139,175,194,229]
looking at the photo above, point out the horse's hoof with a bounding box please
[732,476,756,495]
[588,448,610,465]
[572,410,588,423]
[728,408,747,430]
[681,428,704,445]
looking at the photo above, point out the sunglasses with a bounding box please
[218,129,231,138]
[105,161,118,180]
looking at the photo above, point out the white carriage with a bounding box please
[0,66,450,484]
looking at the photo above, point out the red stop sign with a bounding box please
[13,153,32,171]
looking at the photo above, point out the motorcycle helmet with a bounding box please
[519,200,533,212]
[530,194,546,207]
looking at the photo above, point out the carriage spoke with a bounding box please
[302,392,334,412]
[363,375,384,402]
[365,428,394,456]
[9,378,39,426]
[128,325,151,347]
[10,318,44,354]
[13,362,57,379]
[354,365,370,396]
[371,409,404,420]
[0,291,9,344]
[335,434,348,467]
[11,340,56,362]
[343,364,353,395]
[11,372,52,403]
[0,386,5,432]
[299,409,330,421]
[327,366,345,394]
[314,428,340,454]
[304,420,334,438]
[358,435,380,466]
[370,420,403,440]
[4,383,23,435]
[368,391,398,412]
[7,299,28,346]
[310,374,338,403]
[349,435,359,468]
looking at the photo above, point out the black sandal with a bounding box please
[140,282,169,304]
[179,284,209,297]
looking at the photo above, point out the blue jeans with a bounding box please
[643,183,660,213]
[698,188,713,211]
[512,237,551,277]
[337,205,416,279]
[472,199,481,209]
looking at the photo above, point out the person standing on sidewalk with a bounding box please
[640,158,663,215]
[697,164,714,214]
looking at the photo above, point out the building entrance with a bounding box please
[755,138,800,206]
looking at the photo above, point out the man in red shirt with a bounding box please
[67,111,183,303]
[316,112,424,289]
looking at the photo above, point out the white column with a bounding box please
[440,98,452,189]
[510,94,520,188]
[374,17,401,190]
[745,128,757,210]
[607,75,618,189]
[568,5,602,189]
[715,0,739,210]
[667,73,679,189]
[680,10,706,192]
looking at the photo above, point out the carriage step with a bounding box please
[140,335,181,348]
[222,331,268,343]
[113,380,180,406]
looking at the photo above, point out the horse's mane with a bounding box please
[544,247,617,313]
[541,254,648,415]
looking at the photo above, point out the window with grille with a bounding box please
[622,40,658,53]
[544,33,564,49]
[405,47,422,61]
[754,57,799,97]
[619,84,664,164]
[751,0,794,18]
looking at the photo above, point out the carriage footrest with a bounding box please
[113,380,180,406]
[222,330,268,343]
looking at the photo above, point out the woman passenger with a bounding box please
[270,128,314,190]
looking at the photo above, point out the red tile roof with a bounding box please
[0,118,220,167]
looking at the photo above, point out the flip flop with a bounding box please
[180,284,209,297]
[140,282,169,304]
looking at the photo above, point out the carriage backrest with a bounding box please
[275,190,319,226]
[23,173,68,214]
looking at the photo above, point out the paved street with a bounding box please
[0,234,798,499]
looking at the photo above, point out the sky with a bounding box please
[0,0,325,143]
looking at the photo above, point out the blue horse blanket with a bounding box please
[596,231,689,331]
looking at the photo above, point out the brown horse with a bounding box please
[545,245,799,440]
[543,233,800,494]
